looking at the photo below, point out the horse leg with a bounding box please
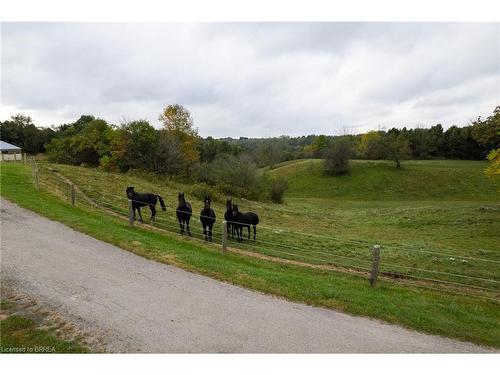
[253,225,256,240]
[208,224,213,242]
[247,225,250,239]
[137,207,143,223]
[150,205,156,222]
[179,221,184,235]
[202,225,207,241]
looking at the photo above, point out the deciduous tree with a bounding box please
[324,137,352,175]
[159,104,200,172]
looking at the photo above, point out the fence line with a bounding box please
[233,243,373,272]
[377,271,500,294]
[233,237,500,286]
[82,188,500,263]
[101,190,494,280]
[388,278,500,303]
[378,262,500,284]
[237,236,373,266]
[60,184,499,263]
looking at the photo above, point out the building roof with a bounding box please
[0,140,22,151]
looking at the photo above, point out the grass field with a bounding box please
[1,161,499,347]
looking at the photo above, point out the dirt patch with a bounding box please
[1,282,106,352]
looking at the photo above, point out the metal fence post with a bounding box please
[128,199,134,226]
[70,184,76,206]
[222,220,228,254]
[370,245,381,287]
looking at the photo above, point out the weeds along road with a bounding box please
[0,198,494,353]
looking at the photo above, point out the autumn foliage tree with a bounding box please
[485,149,500,181]
[159,104,200,174]
[358,131,385,159]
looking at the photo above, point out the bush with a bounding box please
[98,155,118,172]
[324,137,352,175]
[194,153,260,199]
[269,178,288,203]
[189,182,224,203]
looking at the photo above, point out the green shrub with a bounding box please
[189,182,224,203]
[269,178,288,203]
[98,155,118,172]
[195,153,260,199]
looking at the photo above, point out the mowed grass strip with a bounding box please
[1,163,499,348]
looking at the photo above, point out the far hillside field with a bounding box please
[268,159,498,200]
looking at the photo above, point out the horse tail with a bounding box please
[157,195,166,211]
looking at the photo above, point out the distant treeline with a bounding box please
[1,105,498,199]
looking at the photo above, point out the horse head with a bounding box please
[178,192,185,205]
[231,204,240,218]
[204,194,211,209]
[126,186,135,199]
[226,198,232,211]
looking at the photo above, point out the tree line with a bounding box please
[1,105,498,199]
[324,106,499,175]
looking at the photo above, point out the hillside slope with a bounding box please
[266,159,499,201]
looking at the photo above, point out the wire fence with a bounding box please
[31,160,500,301]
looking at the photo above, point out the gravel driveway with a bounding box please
[0,198,493,353]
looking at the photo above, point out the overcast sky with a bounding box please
[1,22,499,137]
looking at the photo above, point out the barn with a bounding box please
[0,140,23,162]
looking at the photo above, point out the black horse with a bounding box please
[200,194,216,241]
[224,199,236,238]
[126,186,166,223]
[231,204,259,242]
[176,192,192,236]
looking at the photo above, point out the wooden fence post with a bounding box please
[128,199,134,226]
[70,184,76,206]
[370,245,381,287]
[34,167,39,190]
[222,220,228,254]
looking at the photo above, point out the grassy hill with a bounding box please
[265,159,499,201]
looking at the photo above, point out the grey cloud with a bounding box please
[1,22,499,137]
